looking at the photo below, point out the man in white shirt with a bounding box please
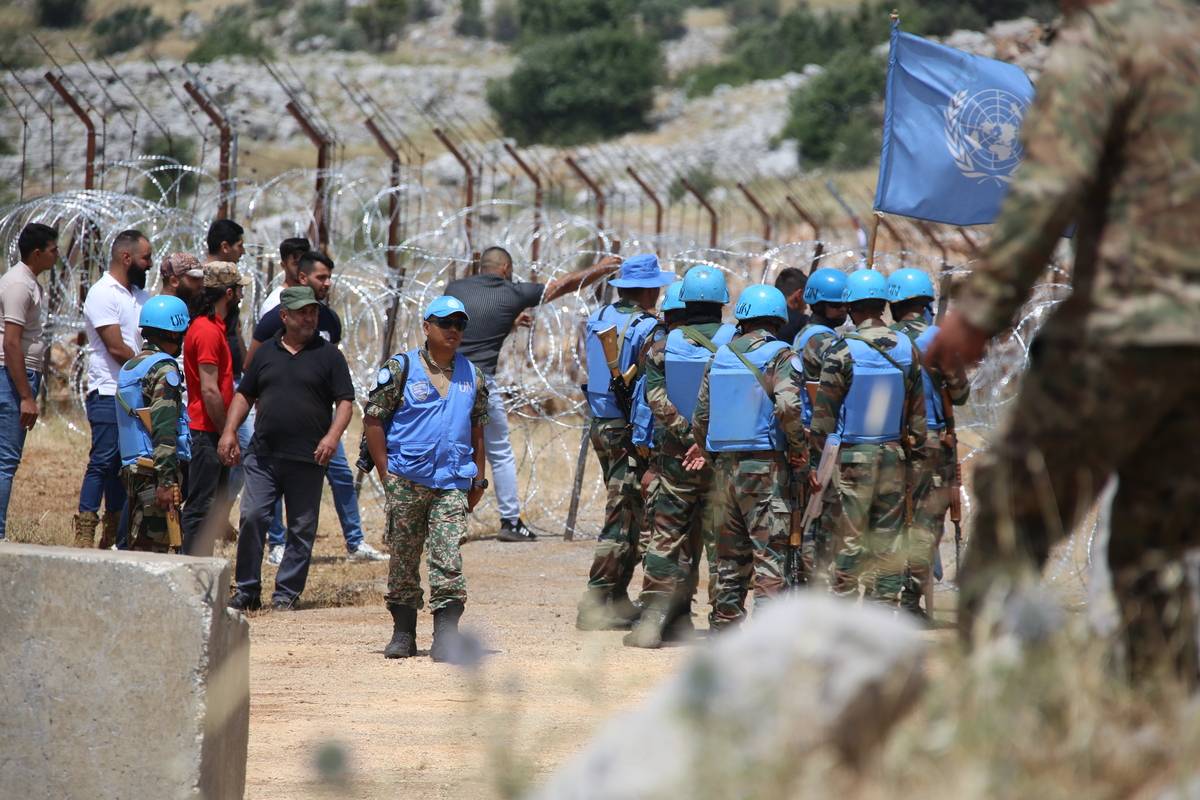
[74,230,151,548]
[260,237,310,313]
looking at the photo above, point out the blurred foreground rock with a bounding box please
[0,544,249,799]
[532,593,926,799]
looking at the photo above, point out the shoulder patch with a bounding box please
[164,369,181,388]
[376,367,392,386]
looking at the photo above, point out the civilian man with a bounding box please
[260,237,311,312]
[159,252,203,307]
[774,266,809,344]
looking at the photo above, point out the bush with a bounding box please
[727,0,778,26]
[187,6,274,62]
[351,0,408,52]
[140,134,198,206]
[488,26,663,145]
[639,0,687,41]
[781,49,886,168]
[491,0,520,42]
[92,5,170,56]
[516,0,632,43]
[37,0,88,28]
[677,60,752,98]
[455,0,486,37]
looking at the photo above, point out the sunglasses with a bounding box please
[430,316,468,332]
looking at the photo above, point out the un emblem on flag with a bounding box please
[944,88,1029,184]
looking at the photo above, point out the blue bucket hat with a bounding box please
[424,295,470,320]
[608,253,677,288]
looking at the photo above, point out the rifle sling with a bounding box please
[679,325,720,353]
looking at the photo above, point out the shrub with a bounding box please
[487,26,663,145]
[516,0,632,43]
[490,0,520,42]
[351,0,408,52]
[455,0,486,37]
[92,5,170,56]
[639,0,687,41]
[781,49,886,168]
[140,134,198,206]
[36,0,88,29]
[187,5,274,62]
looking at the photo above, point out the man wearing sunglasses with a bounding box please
[363,295,489,664]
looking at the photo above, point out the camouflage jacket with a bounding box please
[799,317,842,388]
[692,329,807,456]
[891,316,970,406]
[956,0,1200,347]
[364,348,490,428]
[644,321,724,455]
[811,319,927,449]
[126,344,184,487]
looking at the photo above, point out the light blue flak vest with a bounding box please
[914,325,946,431]
[385,349,479,491]
[837,334,914,446]
[793,323,836,427]
[584,304,658,420]
[630,372,654,447]
[115,351,189,468]
[664,323,736,425]
[705,338,790,453]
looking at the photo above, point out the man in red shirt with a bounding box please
[182,261,249,555]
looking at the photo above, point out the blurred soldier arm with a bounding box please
[685,362,714,470]
[362,356,408,486]
[146,363,183,508]
[644,339,690,441]
[904,347,928,450]
[468,365,491,510]
[929,355,970,406]
[768,348,808,465]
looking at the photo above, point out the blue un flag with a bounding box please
[873,20,1036,226]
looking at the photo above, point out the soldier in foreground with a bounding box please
[363,296,488,664]
[812,269,926,607]
[626,267,737,648]
[888,268,968,621]
[114,296,190,552]
[927,0,1200,682]
[691,284,806,630]
[576,254,676,631]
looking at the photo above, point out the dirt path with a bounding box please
[244,539,690,799]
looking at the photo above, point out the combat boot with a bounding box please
[430,602,482,666]
[663,602,697,642]
[72,511,99,548]
[97,511,120,550]
[608,591,642,626]
[623,603,669,649]
[576,587,632,631]
[383,604,418,659]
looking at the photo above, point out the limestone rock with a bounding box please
[532,593,925,800]
[0,544,249,800]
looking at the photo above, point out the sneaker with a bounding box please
[272,597,297,611]
[228,592,262,612]
[267,544,284,566]
[498,518,537,542]
[347,542,387,562]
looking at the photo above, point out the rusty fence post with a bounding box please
[286,100,331,248]
[504,143,543,263]
[182,79,235,218]
[44,72,94,191]
[626,166,663,254]
[433,127,475,257]
[565,155,606,252]
[680,177,717,248]
[737,182,772,244]
[785,195,826,272]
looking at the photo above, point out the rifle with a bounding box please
[596,324,639,420]
[940,385,963,576]
[134,455,183,548]
[785,465,808,587]
[798,436,840,545]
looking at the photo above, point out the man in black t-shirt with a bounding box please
[445,246,619,541]
[218,286,356,611]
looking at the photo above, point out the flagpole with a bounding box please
[866,211,882,269]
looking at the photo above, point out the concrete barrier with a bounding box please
[0,544,249,799]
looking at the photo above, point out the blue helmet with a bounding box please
[843,269,889,304]
[680,264,730,304]
[661,280,686,312]
[139,295,190,333]
[886,268,935,302]
[734,284,788,323]
[424,295,470,320]
[803,267,848,305]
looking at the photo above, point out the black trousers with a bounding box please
[234,450,326,603]
[182,430,229,556]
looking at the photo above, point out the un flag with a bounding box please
[874,20,1036,226]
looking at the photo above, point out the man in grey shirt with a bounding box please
[445,246,618,541]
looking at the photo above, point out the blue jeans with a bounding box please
[79,391,127,517]
[0,369,41,539]
[267,439,363,551]
[483,374,521,520]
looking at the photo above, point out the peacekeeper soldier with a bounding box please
[812,269,926,605]
[576,253,676,631]
[626,267,737,648]
[927,0,1200,682]
[887,268,969,621]
[363,295,489,664]
[115,296,190,552]
[792,267,849,580]
[691,284,807,631]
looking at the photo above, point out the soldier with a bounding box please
[792,267,849,582]
[691,284,807,631]
[887,268,969,621]
[363,296,489,664]
[927,0,1200,683]
[576,254,676,631]
[812,269,926,605]
[114,296,190,553]
[626,267,737,648]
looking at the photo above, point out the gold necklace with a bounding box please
[423,349,453,376]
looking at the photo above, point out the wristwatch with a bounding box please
[471,478,489,490]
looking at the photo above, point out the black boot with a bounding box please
[430,602,482,665]
[384,604,418,659]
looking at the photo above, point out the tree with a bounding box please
[488,27,663,145]
[187,6,274,62]
[639,0,687,41]
[516,0,632,42]
[351,0,409,52]
[781,49,886,168]
[491,0,520,42]
[92,5,170,56]
[455,0,486,37]
[37,0,88,29]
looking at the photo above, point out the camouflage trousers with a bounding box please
[832,442,909,604]
[585,417,647,595]
[710,453,791,629]
[384,474,467,612]
[799,443,844,587]
[637,451,718,611]
[961,340,1200,683]
[121,466,175,553]
[900,438,955,611]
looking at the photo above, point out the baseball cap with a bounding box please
[160,252,203,280]
[424,295,470,320]
[203,261,252,289]
[280,286,320,310]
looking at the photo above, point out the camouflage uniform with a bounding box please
[951,0,1200,679]
[798,316,844,582]
[365,351,488,612]
[692,331,807,628]
[891,316,969,612]
[812,320,926,604]
[120,345,184,553]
